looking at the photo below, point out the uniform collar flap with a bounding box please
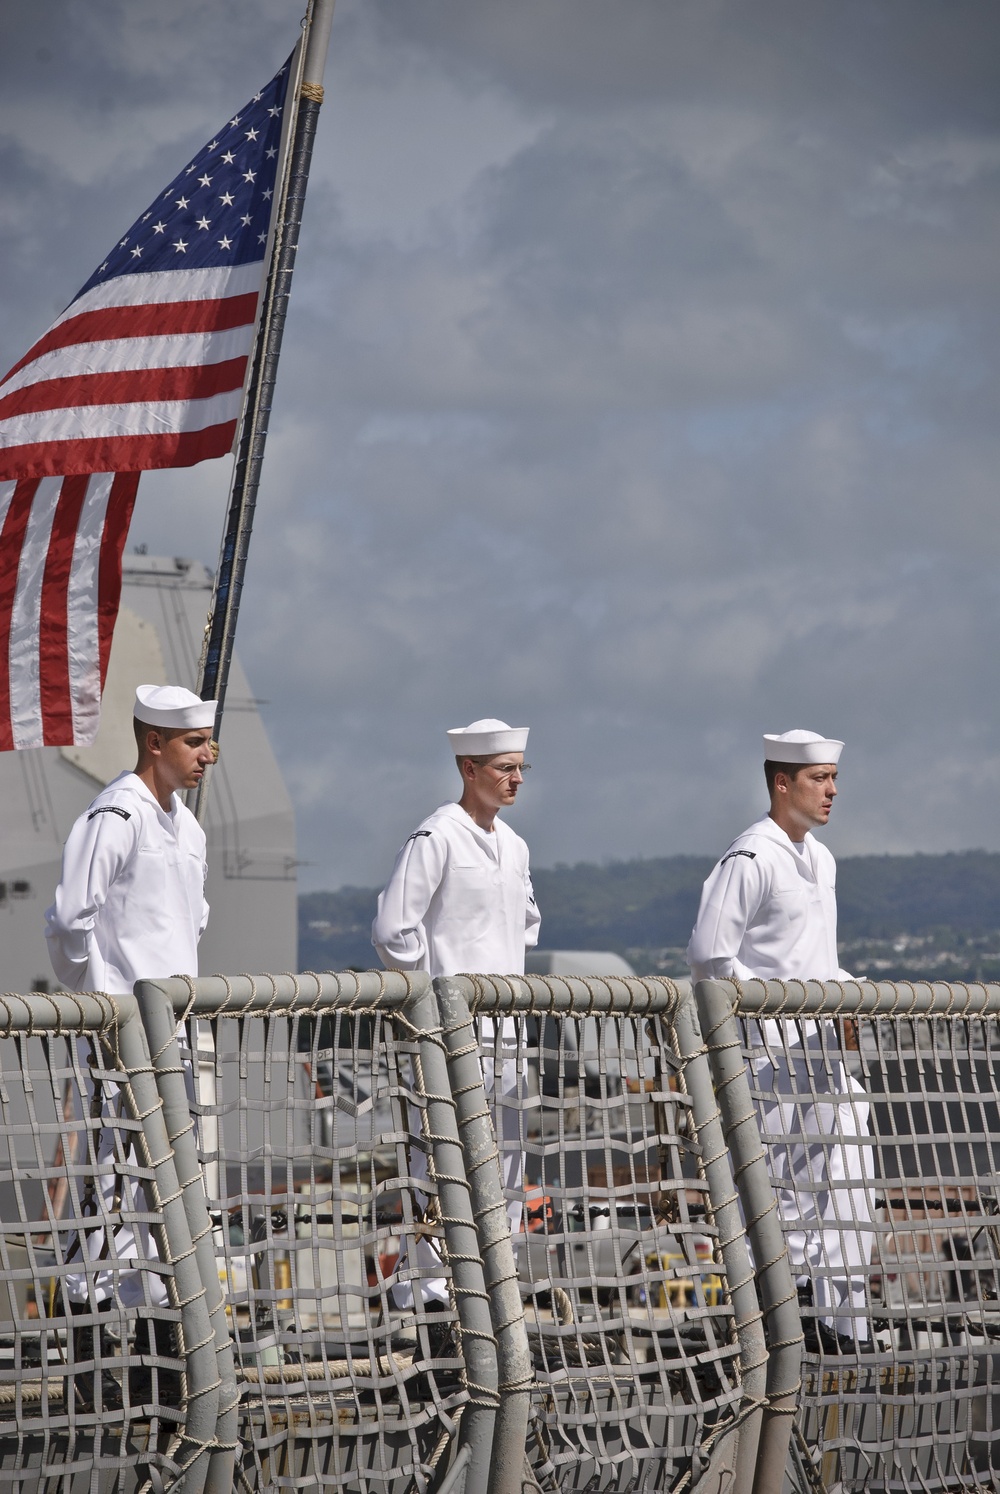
[750,815,815,856]
[112,772,178,824]
[440,800,502,852]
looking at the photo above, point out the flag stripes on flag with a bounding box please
[0,265,268,478]
[0,474,138,749]
[0,55,293,749]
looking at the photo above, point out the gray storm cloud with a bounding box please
[1,0,998,886]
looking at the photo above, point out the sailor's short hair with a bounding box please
[764,759,809,794]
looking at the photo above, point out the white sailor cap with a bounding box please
[763,729,843,765]
[447,718,529,757]
[134,685,217,730]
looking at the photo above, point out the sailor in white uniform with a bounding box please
[46,684,216,1313]
[372,731,539,980]
[687,729,874,1348]
[373,718,540,1305]
[47,687,213,1000]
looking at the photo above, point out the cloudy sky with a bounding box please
[2,1,1000,889]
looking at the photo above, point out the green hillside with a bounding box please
[299,850,1000,981]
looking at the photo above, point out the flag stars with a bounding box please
[75,69,287,292]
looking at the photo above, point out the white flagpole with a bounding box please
[193,0,337,821]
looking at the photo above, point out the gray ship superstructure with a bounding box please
[3,552,296,991]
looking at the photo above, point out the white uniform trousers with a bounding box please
[393,1016,523,1310]
[756,1051,875,1340]
[64,1027,203,1310]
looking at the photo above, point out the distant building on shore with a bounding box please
[526,950,636,978]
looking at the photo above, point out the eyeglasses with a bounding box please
[483,762,531,778]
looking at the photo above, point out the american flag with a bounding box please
[0,56,292,750]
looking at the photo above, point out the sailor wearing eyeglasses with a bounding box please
[373,718,539,1308]
[372,718,540,979]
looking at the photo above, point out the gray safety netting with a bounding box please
[463,986,745,1492]
[734,986,1000,1494]
[5,971,996,1492]
[0,1013,185,1493]
[180,1001,469,1494]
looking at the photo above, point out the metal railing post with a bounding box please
[402,979,499,1494]
[694,980,803,1494]
[433,978,533,1494]
[99,993,222,1493]
[134,980,240,1494]
[673,984,768,1494]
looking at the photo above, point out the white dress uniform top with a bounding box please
[687,814,848,987]
[44,684,214,1307]
[372,801,540,979]
[686,731,873,1342]
[45,771,209,996]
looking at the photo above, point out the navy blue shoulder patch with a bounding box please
[720,848,755,865]
[406,830,432,843]
[88,805,131,822]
